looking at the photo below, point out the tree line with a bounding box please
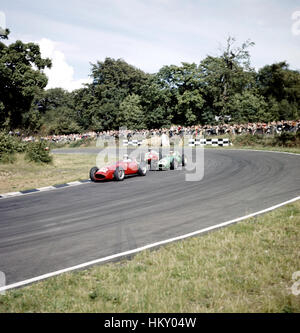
[1,31,300,135]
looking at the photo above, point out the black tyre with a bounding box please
[138,162,147,176]
[90,167,99,182]
[170,158,178,170]
[114,166,125,181]
[182,154,187,166]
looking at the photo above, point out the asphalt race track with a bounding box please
[0,149,299,286]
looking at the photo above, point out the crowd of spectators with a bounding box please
[14,120,300,143]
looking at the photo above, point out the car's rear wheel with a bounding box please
[138,162,147,176]
[114,167,125,181]
[90,167,99,182]
[182,154,187,166]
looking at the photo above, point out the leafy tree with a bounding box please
[199,37,255,122]
[72,87,100,130]
[117,94,146,130]
[36,88,81,134]
[154,63,204,125]
[91,58,149,96]
[0,31,52,130]
[38,88,74,112]
[72,58,150,131]
[227,90,268,123]
[257,62,300,120]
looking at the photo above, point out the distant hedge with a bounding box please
[233,132,300,147]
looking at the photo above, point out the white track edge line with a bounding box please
[0,181,91,200]
[1,195,299,293]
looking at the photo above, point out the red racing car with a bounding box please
[143,149,162,170]
[90,155,147,182]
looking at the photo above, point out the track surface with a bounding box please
[0,149,299,285]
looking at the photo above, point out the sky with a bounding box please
[1,0,300,91]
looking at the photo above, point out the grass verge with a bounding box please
[0,201,299,313]
[0,153,108,193]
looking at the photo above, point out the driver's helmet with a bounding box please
[123,154,131,161]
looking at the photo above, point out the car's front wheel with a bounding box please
[114,167,125,181]
[138,162,147,176]
[90,167,99,182]
[170,158,178,170]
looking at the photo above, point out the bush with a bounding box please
[25,141,52,164]
[272,132,298,147]
[232,131,300,148]
[69,137,94,148]
[49,141,69,149]
[69,139,84,148]
[233,134,265,146]
[0,132,19,163]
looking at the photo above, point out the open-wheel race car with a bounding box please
[142,149,162,170]
[142,149,187,171]
[90,155,147,182]
[157,151,187,170]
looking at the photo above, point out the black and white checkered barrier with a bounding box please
[123,139,143,146]
[189,138,231,147]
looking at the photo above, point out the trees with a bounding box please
[1,31,299,134]
[138,74,173,129]
[117,94,146,130]
[257,62,300,120]
[71,58,151,131]
[199,37,257,123]
[154,63,204,125]
[0,31,52,131]
[227,91,268,123]
[36,88,82,134]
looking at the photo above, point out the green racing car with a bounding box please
[155,151,187,170]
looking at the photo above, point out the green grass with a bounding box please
[1,201,299,313]
[0,153,113,193]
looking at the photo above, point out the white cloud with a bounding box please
[0,11,6,31]
[37,38,92,91]
[291,11,300,36]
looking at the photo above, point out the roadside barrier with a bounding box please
[123,139,144,146]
